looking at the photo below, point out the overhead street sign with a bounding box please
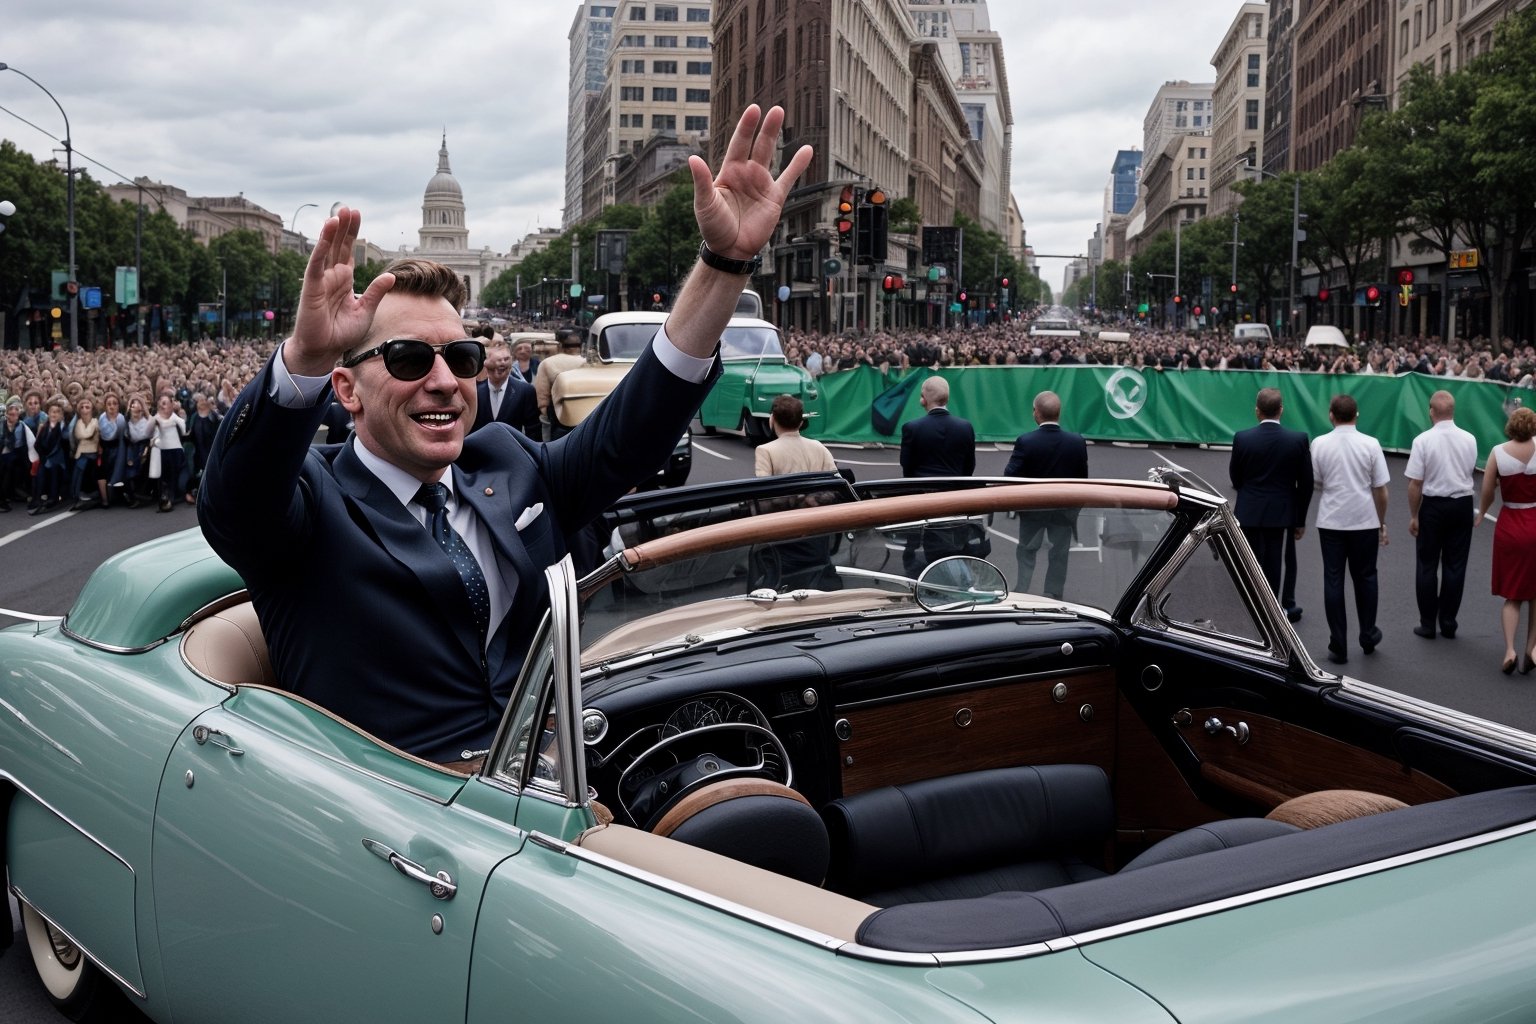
[1449,249,1480,270]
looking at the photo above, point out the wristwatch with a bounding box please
[697,242,762,275]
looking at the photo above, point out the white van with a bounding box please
[1233,323,1273,344]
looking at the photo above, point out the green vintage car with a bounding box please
[4,473,1536,1022]
[694,315,819,445]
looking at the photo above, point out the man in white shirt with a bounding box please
[1405,390,1478,640]
[1311,394,1390,665]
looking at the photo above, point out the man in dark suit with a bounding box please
[1230,387,1314,619]
[199,105,812,766]
[1004,390,1089,599]
[899,377,976,574]
[899,376,975,478]
[471,338,540,437]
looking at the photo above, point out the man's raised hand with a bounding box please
[689,105,814,261]
[288,207,396,376]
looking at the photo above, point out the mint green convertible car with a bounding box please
[5,472,1536,1022]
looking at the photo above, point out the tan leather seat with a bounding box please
[181,602,276,687]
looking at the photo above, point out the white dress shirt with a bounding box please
[1311,423,1390,531]
[1404,419,1477,498]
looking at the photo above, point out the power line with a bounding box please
[0,101,160,199]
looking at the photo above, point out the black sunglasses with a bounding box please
[341,339,486,381]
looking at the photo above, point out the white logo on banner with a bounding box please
[1105,368,1148,420]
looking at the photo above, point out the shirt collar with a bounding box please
[352,437,454,511]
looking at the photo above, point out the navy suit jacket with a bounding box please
[1230,420,1314,529]
[199,345,716,763]
[472,378,540,438]
[900,408,976,477]
[1003,423,1089,480]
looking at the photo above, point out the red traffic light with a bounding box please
[1365,285,1382,304]
[1397,269,1415,286]
[881,274,905,293]
[836,217,853,235]
[652,292,662,304]
[957,290,968,303]
[1193,305,1203,316]
[1173,294,1183,305]
[999,276,1010,289]
[1318,288,1330,302]
[1229,283,1239,293]
[838,185,854,217]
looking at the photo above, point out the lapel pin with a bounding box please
[484,487,495,497]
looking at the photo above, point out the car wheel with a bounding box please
[743,413,772,446]
[20,901,123,1022]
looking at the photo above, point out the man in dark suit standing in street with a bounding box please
[1230,387,1314,621]
[899,376,976,574]
[900,376,975,478]
[1004,391,1089,599]
[471,338,540,437]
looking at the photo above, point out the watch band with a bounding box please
[697,242,761,275]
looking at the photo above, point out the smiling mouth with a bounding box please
[412,412,459,426]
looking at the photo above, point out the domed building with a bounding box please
[398,133,512,310]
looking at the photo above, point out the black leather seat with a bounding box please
[652,779,830,885]
[1118,817,1300,873]
[821,765,1114,907]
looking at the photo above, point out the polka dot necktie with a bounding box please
[415,482,490,644]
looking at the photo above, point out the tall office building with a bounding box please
[1292,0,1391,172]
[565,3,616,228]
[1109,150,1142,217]
[1209,3,1268,218]
[1264,0,1296,175]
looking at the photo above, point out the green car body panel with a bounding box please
[695,316,820,437]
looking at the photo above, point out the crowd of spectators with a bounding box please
[780,317,1536,387]
[1,340,274,515]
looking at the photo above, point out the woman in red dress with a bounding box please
[1476,407,1536,673]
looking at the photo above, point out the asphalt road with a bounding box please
[0,428,1533,1018]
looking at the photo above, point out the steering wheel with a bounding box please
[617,723,791,830]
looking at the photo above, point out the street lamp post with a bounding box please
[0,63,75,351]
[1236,155,1304,339]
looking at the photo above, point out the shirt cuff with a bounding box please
[652,323,715,384]
[270,340,335,408]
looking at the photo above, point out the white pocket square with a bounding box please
[514,503,544,531]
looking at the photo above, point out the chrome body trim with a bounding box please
[834,667,1114,712]
[57,619,167,655]
[0,770,134,873]
[1336,680,1536,754]
[0,608,64,623]
[0,698,81,765]
[551,833,850,953]
[10,886,147,1000]
[176,590,252,633]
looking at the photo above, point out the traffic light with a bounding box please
[881,274,904,294]
[1397,269,1415,286]
[957,289,968,304]
[863,187,888,263]
[1229,283,1239,294]
[1193,305,1203,317]
[1173,294,1183,306]
[1318,287,1330,303]
[836,186,855,259]
[1365,284,1382,306]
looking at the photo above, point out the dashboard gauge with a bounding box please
[661,694,762,737]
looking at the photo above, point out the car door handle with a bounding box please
[361,838,456,900]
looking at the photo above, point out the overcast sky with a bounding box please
[5,1,1242,290]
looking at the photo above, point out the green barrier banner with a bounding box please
[805,365,1526,461]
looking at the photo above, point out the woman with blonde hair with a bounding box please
[1476,405,1536,672]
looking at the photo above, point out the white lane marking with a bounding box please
[691,440,735,461]
[829,458,902,467]
[0,510,77,549]
[987,525,1018,546]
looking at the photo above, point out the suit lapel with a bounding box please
[334,441,485,666]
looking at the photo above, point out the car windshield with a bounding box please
[599,323,663,361]
[718,324,785,360]
[578,493,1178,665]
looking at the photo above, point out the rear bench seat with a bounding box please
[821,765,1116,907]
[854,783,1536,952]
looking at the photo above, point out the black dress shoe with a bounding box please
[1413,625,1436,639]
[1285,605,1303,623]
[1440,625,1457,639]
[1327,643,1349,665]
[1362,627,1383,654]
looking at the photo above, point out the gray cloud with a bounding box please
[4,1,1240,269]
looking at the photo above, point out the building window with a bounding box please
[1427,0,1437,34]
[685,115,708,131]
[685,87,710,102]
[653,87,677,101]
[655,35,677,46]
[687,60,711,73]
[619,34,646,46]
[654,5,678,21]
[652,114,677,130]
[629,6,646,18]
[1246,98,1259,130]
[1247,52,1260,87]
[962,102,984,141]
[687,35,709,47]
[653,60,677,73]
[686,7,709,21]
[621,59,645,73]
[620,86,644,101]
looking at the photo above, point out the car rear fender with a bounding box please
[0,782,12,953]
